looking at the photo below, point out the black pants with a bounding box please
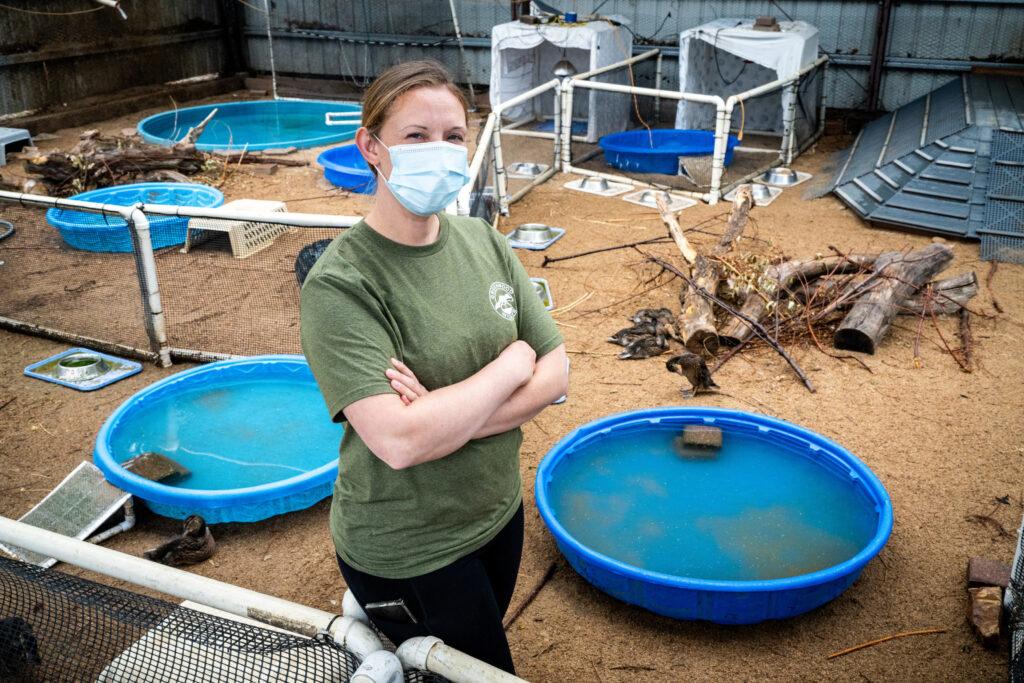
[337,504,524,674]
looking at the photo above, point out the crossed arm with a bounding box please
[341,341,568,470]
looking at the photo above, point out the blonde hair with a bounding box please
[361,60,468,135]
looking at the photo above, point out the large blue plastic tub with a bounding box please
[46,182,223,252]
[318,144,376,194]
[535,407,893,625]
[94,355,343,523]
[138,100,361,151]
[599,129,740,174]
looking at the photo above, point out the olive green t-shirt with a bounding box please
[300,213,563,579]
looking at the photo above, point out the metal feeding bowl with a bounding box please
[511,223,559,244]
[638,190,674,206]
[55,352,111,382]
[748,183,774,202]
[761,167,800,186]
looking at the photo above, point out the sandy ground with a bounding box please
[1,92,1022,682]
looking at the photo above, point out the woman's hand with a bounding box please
[385,358,429,405]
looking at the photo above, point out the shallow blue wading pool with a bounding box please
[94,355,343,523]
[138,100,361,151]
[536,408,892,624]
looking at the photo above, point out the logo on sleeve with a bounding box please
[488,282,516,321]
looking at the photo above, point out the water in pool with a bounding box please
[548,426,878,581]
[109,379,343,490]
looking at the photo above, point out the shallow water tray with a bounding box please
[530,277,555,311]
[25,348,142,391]
[725,183,783,207]
[564,176,632,197]
[622,189,698,212]
[506,223,565,251]
[507,162,551,179]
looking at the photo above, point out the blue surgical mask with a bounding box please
[373,136,470,216]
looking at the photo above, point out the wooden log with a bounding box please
[656,195,697,266]
[801,270,978,316]
[678,186,753,353]
[834,243,954,354]
[719,254,876,346]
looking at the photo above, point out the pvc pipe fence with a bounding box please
[0,516,526,682]
[0,190,361,367]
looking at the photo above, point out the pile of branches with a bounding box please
[602,185,980,394]
[5,109,306,196]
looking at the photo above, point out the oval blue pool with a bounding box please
[138,100,361,151]
[46,182,223,252]
[599,129,740,174]
[536,407,892,624]
[318,144,376,194]
[94,355,343,523]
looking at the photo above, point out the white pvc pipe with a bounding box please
[396,637,526,683]
[0,516,382,659]
[127,207,172,367]
[0,191,362,230]
[572,78,725,106]
[86,499,135,545]
[654,52,664,122]
[493,78,560,117]
[725,55,829,107]
[570,48,660,82]
[92,0,126,19]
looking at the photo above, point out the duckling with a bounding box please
[0,616,41,677]
[608,320,662,344]
[144,515,216,567]
[630,308,674,325]
[666,353,719,397]
[618,334,668,360]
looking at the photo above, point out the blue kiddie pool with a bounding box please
[94,355,344,523]
[599,129,740,174]
[46,182,223,252]
[318,144,377,194]
[138,100,361,151]
[536,407,893,625]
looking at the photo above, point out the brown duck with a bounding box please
[144,515,216,567]
[619,334,668,360]
[666,353,719,397]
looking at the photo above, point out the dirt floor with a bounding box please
[1,91,1022,682]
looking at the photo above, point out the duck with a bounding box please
[0,616,41,677]
[630,307,674,325]
[618,334,668,360]
[666,353,719,397]
[143,515,216,567]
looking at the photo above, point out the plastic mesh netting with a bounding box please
[0,556,359,682]
[1010,518,1023,682]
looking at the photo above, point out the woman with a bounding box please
[300,60,568,674]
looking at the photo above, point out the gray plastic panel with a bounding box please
[878,162,914,186]
[882,95,927,165]
[992,130,1024,165]
[903,179,972,202]
[982,199,1024,236]
[980,234,1024,263]
[988,165,1024,201]
[888,192,971,219]
[869,206,971,236]
[837,113,894,186]
[920,165,974,185]
[935,150,977,168]
[926,77,968,142]
[834,183,879,217]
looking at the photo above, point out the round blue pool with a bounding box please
[138,100,361,151]
[318,144,376,194]
[46,182,223,252]
[536,407,892,625]
[599,129,740,174]
[94,355,343,523]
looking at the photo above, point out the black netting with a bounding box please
[1010,521,1023,683]
[0,556,449,682]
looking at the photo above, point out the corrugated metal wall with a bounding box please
[0,0,228,117]
[2,1,1021,118]
[243,0,1023,112]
